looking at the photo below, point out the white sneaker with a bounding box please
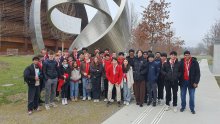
[94,100,97,102]
[62,99,65,105]
[50,102,58,108]
[173,106,178,113]
[104,98,108,102]
[123,101,126,105]
[64,98,68,105]
[126,102,130,106]
[96,99,99,102]
[82,97,86,101]
[110,99,114,103]
[88,97,91,101]
[165,105,170,111]
[45,104,50,110]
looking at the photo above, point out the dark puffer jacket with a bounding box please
[161,58,180,84]
[179,57,200,88]
[43,59,59,80]
[133,56,148,81]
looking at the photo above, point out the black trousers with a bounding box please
[61,82,69,98]
[165,81,178,106]
[28,85,40,111]
[104,78,109,98]
[157,79,165,100]
[79,79,83,97]
[39,79,45,101]
[91,77,101,99]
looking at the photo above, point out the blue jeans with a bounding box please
[123,82,131,102]
[147,82,157,102]
[181,80,195,111]
[70,81,79,98]
[82,77,91,97]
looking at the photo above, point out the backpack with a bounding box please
[23,66,30,84]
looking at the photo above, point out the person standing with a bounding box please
[122,59,134,105]
[70,61,81,102]
[126,49,135,68]
[59,59,71,105]
[90,57,103,102]
[43,51,59,110]
[146,54,160,107]
[24,56,42,115]
[179,51,200,114]
[80,53,92,101]
[133,50,147,107]
[162,51,180,112]
[157,52,167,105]
[103,54,112,102]
[106,58,123,107]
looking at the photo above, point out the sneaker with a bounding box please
[64,98,68,105]
[110,99,114,103]
[147,101,152,106]
[75,98,78,102]
[164,105,170,111]
[82,97,86,101]
[28,110,33,115]
[140,104,143,107]
[153,102,156,107]
[104,98,108,102]
[94,100,97,103]
[88,97,91,101]
[191,110,196,114]
[50,102,58,108]
[180,108,185,112]
[34,107,41,111]
[71,97,75,102]
[96,99,99,102]
[123,101,126,105]
[62,99,65,105]
[126,102,130,106]
[45,104,50,110]
[136,103,140,105]
[173,106,178,113]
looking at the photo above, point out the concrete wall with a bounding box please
[213,43,220,74]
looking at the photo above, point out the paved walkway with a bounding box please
[102,59,220,124]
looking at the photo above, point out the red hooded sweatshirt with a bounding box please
[106,64,123,84]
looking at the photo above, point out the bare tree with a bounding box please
[131,0,184,53]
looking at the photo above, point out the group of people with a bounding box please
[24,47,200,115]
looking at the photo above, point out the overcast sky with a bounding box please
[85,0,220,47]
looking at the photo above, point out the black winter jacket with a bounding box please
[25,64,43,86]
[161,58,180,84]
[59,65,71,82]
[133,56,148,81]
[179,57,200,88]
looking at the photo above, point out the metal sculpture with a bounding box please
[30,0,131,53]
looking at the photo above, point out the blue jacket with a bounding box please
[147,61,160,83]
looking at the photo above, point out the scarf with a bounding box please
[184,57,192,80]
[85,59,90,76]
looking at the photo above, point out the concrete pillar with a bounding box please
[213,40,220,75]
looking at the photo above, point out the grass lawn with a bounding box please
[0,55,121,124]
[0,56,32,105]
